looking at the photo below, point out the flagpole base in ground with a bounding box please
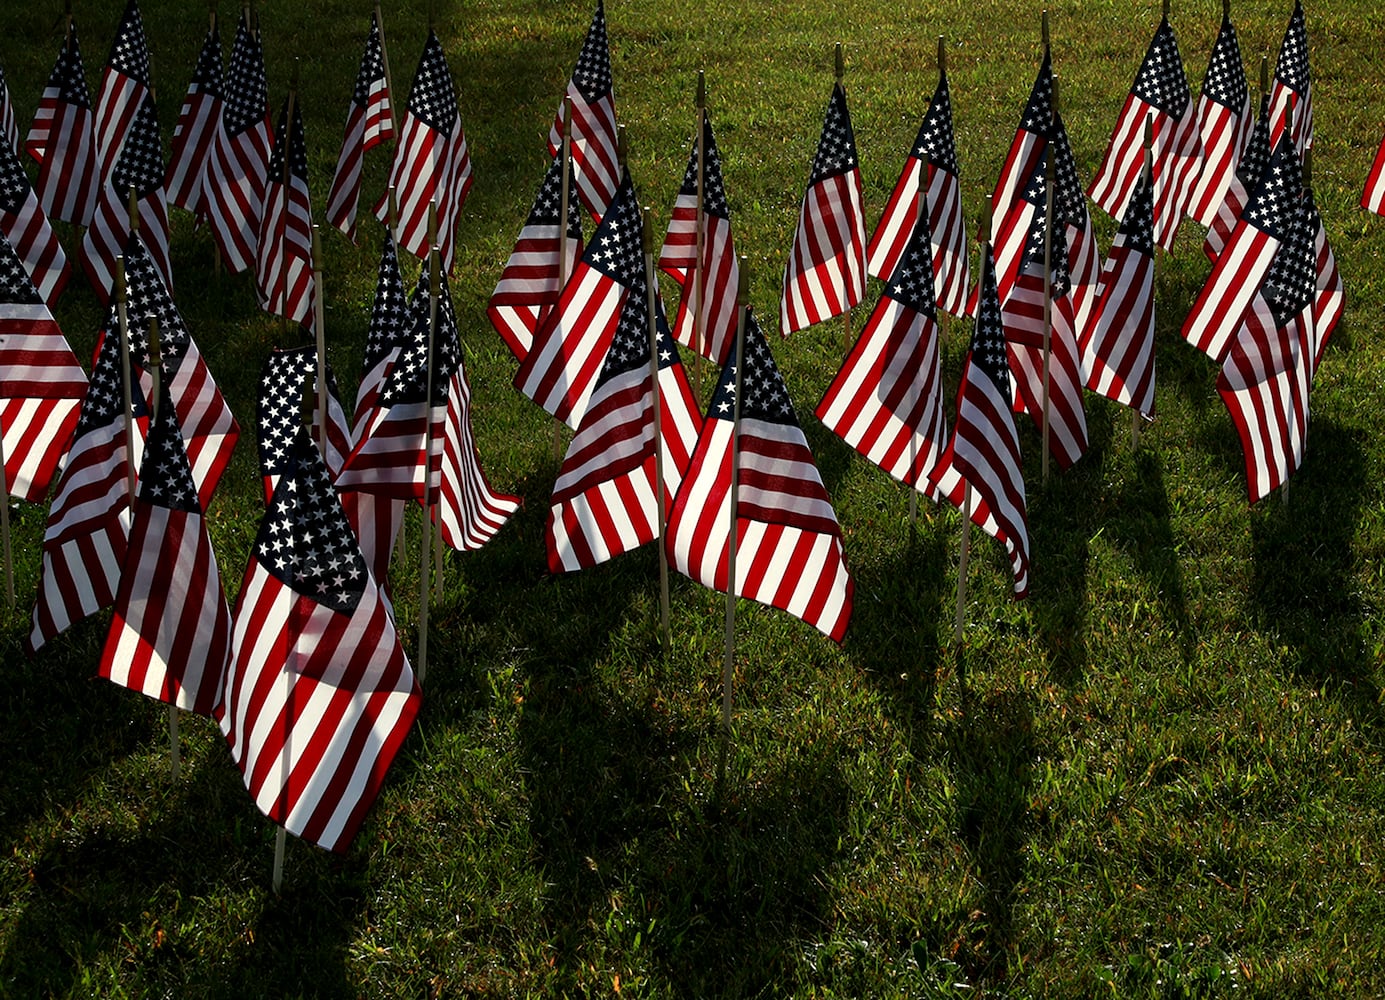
[167,705,181,782]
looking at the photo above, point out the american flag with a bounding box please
[1205,94,1272,262]
[666,311,853,641]
[99,377,230,717]
[1081,166,1156,418]
[548,0,619,222]
[353,231,410,432]
[1268,0,1312,156]
[28,27,99,226]
[0,228,86,503]
[1183,136,1302,363]
[1362,129,1385,216]
[487,149,583,362]
[437,361,521,554]
[326,11,395,242]
[1186,11,1253,227]
[659,112,742,366]
[929,243,1029,598]
[1306,189,1342,375]
[255,96,314,327]
[866,62,970,319]
[203,9,271,274]
[219,427,421,854]
[93,0,151,171]
[28,314,147,654]
[164,20,223,217]
[816,204,948,492]
[780,81,866,337]
[257,345,351,503]
[81,93,170,303]
[1217,191,1315,504]
[514,172,644,429]
[1088,15,1203,250]
[0,64,19,155]
[0,131,70,308]
[548,261,701,572]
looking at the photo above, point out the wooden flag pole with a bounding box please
[114,259,137,500]
[692,71,707,398]
[954,486,973,649]
[1041,9,1050,53]
[936,35,951,347]
[374,3,399,139]
[0,381,11,608]
[145,314,180,783]
[552,98,576,464]
[909,168,930,528]
[717,256,750,792]
[642,208,672,652]
[1040,81,1058,486]
[311,225,327,459]
[835,43,851,356]
[417,208,440,685]
[1134,116,1154,452]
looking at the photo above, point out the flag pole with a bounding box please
[692,70,707,398]
[145,313,181,783]
[553,97,575,464]
[385,185,408,569]
[311,224,327,459]
[1133,116,1153,452]
[717,256,750,792]
[114,258,137,500]
[956,198,990,654]
[909,167,929,528]
[0,377,11,609]
[936,35,951,344]
[374,3,399,139]
[835,42,851,356]
[417,206,440,685]
[642,207,672,653]
[1040,80,1058,486]
[278,64,300,343]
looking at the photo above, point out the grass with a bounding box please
[2,0,1385,996]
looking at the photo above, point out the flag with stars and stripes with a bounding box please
[0,65,17,154]
[1362,129,1385,216]
[165,19,223,217]
[928,243,1029,598]
[515,172,645,429]
[353,231,410,432]
[93,0,151,172]
[817,202,948,493]
[99,376,230,717]
[0,228,86,503]
[985,52,1053,271]
[27,314,148,654]
[256,346,352,504]
[1205,93,1272,261]
[255,95,314,327]
[1268,0,1312,157]
[1306,189,1342,374]
[81,92,170,303]
[1183,136,1303,363]
[27,26,99,226]
[1088,15,1204,250]
[437,354,522,555]
[867,62,970,319]
[327,11,395,242]
[547,257,701,572]
[219,427,421,854]
[780,81,867,337]
[548,0,619,222]
[666,312,853,642]
[487,149,583,362]
[659,112,743,366]
[203,9,271,274]
[1187,11,1253,227]
[0,131,70,307]
[1217,191,1316,504]
[1081,166,1157,418]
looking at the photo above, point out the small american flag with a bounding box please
[437,361,521,555]
[780,81,866,337]
[203,9,271,274]
[0,131,70,307]
[1268,0,1312,157]
[1186,11,1253,227]
[165,21,223,217]
[326,11,395,242]
[256,345,351,503]
[667,311,853,641]
[353,231,410,432]
[986,53,1052,265]
[219,427,421,854]
[1306,190,1342,375]
[28,27,99,226]
[255,96,314,327]
[548,0,619,222]
[1205,94,1272,262]
[1362,130,1385,216]
[0,64,19,155]
[93,0,152,171]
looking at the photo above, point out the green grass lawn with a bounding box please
[3,0,1385,996]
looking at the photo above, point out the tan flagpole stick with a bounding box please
[145,313,180,783]
[692,70,707,398]
[910,167,930,527]
[936,36,951,345]
[642,207,672,652]
[835,42,851,356]
[114,259,137,500]
[417,208,440,684]
[374,3,399,139]
[1134,116,1154,452]
[277,65,299,343]
[956,198,991,653]
[552,98,576,464]
[311,225,327,459]
[1040,80,1057,486]
[1041,9,1050,53]
[717,256,750,792]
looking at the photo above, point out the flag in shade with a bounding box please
[547,261,701,572]
[203,9,271,274]
[659,112,742,366]
[666,312,853,641]
[1217,191,1315,504]
[1081,167,1157,418]
[817,206,947,491]
[1306,189,1342,374]
[928,244,1029,598]
[437,349,522,554]
[1205,93,1272,261]
[780,81,866,336]
[0,131,70,307]
[1362,130,1385,216]
[1186,11,1253,227]
[255,95,314,327]
[81,93,170,303]
[257,346,352,503]
[487,149,583,362]
[28,315,147,654]
[1183,136,1302,363]
[0,65,18,154]
[547,0,619,222]
[99,376,230,716]
[0,229,86,502]
[867,62,970,319]
[986,52,1052,265]
[93,0,151,170]
[326,11,394,241]
[27,27,99,226]
[164,20,223,217]
[1268,0,1312,156]
[353,231,410,431]
[1088,15,1203,250]
[219,428,421,854]
[515,172,644,429]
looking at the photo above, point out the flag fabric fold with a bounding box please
[1362,130,1385,216]
[547,0,619,222]
[257,345,352,504]
[165,20,223,217]
[255,95,315,327]
[1187,12,1253,227]
[1205,93,1272,262]
[353,231,410,432]
[1268,0,1312,156]
[93,0,152,171]
[0,131,70,308]
[326,11,394,241]
[1306,189,1342,374]
[0,64,18,154]
[28,27,99,226]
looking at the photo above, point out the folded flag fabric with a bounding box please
[1187,9,1253,227]
[0,130,70,308]
[353,231,410,433]
[28,25,99,226]
[254,95,314,327]
[547,0,619,222]
[164,19,222,217]
[0,64,17,153]
[93,0,152,172]
[1268,0,1312,157]
[1205,93,1272,262]
[1362,129,1385,216]
[326,10,394,242]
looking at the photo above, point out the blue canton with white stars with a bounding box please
[884,219,936,317]
[808,83,859,186]
[380,268,462,409]
[581,174,643,285]
[594,268,680,390]
[971,251,1012,404]
[707,312,796,426]
[191,25,222,94]
[121,235,192,378]
[408,32,458,134]
[675,115,730,221]
[0,229,41,305]
[1261,196,1316,330]
[911,70,959,176]
[49,31,93,110]
[362,234,408,374]
[1131,18,1191,119]
[77,318,149,436]
[1117,170,1156,255]
[0,132,33,215]
[1236,96,1273,188]
[138,378,200,513]
[1019,157,1072,298]
[352,14,387,108]
[267,97,309,184]
[527,150,585,241]
[1274,0,1310,93]
[1202,15,1248,112]
[223,12,267,137]
[1242,137,1303,241]
[1020,52,1053,136]
[106,0,150,85]
[1050,114,1090,230]
[570,0,614,103]
[112,95,164,199]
